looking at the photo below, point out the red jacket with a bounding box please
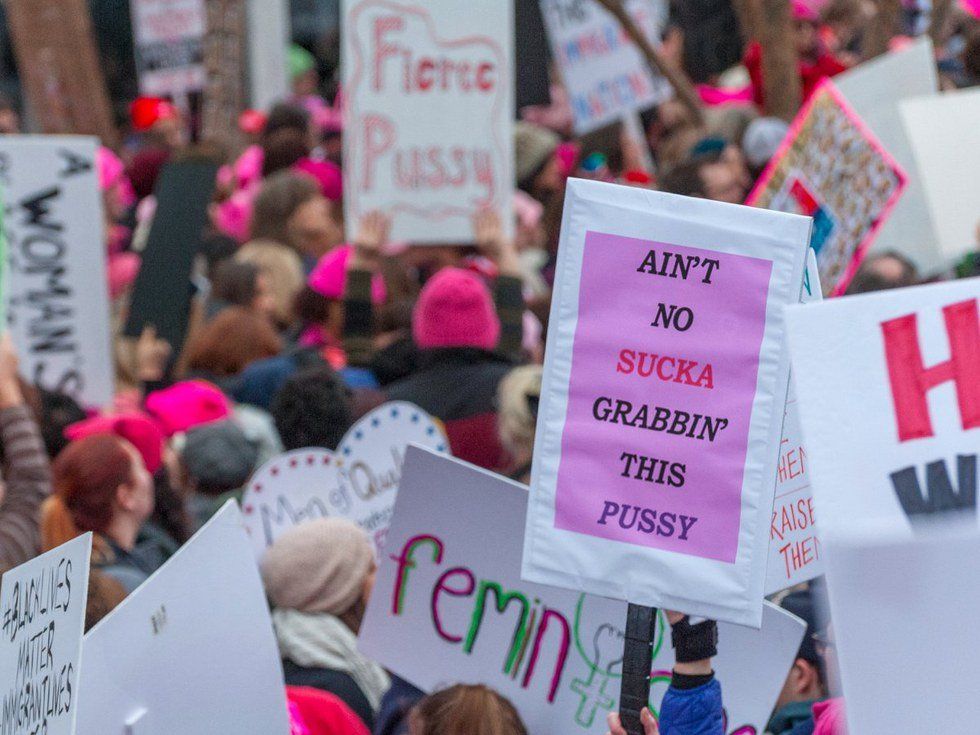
[744,41,849,109]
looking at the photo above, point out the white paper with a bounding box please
[77,502,290,735]
[0,136,114,407]
[523,178,811,627]
[824,522,980,735]
[129,0,207,98]
[766,249,824,594]
[900,87,980,268]
[540,0,672,135]
[785,278,980,536]
[359,447,805,734]
[0,534,92,735]
[242,401,450,557]
[834,39,941,274]
[342,0,515,243]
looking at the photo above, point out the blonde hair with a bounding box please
[496,365,542,459]
[235,239,305,326]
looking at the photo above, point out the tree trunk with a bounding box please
[594,0,705,126]
[864,0,902,60]
[930,0,954,47]
[757,0,801,121]
[731,0,762,42]
[202,0,248,152]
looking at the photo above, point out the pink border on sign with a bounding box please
[745,78,909,296]
[345,0,509,223]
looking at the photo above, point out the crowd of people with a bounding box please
[0,0,978,733]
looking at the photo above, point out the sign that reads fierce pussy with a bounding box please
[342,0,515,243]
[524,179,810,627]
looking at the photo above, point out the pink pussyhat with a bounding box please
[308,244,386,304]
[65,412,165,474]
[792,0,820,22]
[144,380,231,437]
[294,158,343,202]
[97,146,136,208]
[214,189,255,243]
[413,267,500,351]
[107,252,140,300]
[962,0,980,19]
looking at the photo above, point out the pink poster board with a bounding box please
[747,79,907,296]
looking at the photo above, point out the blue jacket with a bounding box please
[659,679,725,735]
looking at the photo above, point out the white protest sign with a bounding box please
[834,38,941,274]
[785,278,980,535]
[242,401,449,556]
[77,502,290,734]
[523,178,810,627]
[0,534,91,735]
[823,522,980,735]
[0,136,113,407]
[360,447,805,734]
[900,88,980,268]
[766,249,823,594]
[130,0,207,98]
[342,0,515,243]
[540,0,672,135]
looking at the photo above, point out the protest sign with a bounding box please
[0,136,114,407]
[900,87,980,268]
[77,502,291,734]
[242,401,449,556]
[124,158,220,349]
[130,0,207,99]
[747,79,908,296]
[522,178,809,627]
[342,0,515,243]
[540,0,671,135]
[823,522,980,735]
[784,278,980,534]
[0,534,92,735]
[246,0,290,111]
[4,0,117,145]
[360,447,805,734]
[766,249,823,595]
[834,38,941,275]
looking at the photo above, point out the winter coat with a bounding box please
[660,679,725,735]
[283,660,376,731]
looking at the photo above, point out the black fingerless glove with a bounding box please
[671,617,719,663]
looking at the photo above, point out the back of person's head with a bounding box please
[212,260,262,310]
[85,568,128,632]
[179,419,260,495]
[659,160,708,198]
[236,239,305,327]
[184,306,282,378]
[199,232,240,281]
[262,127,311,177]
[412,268,500,352]
[844,251,919,295]
[251,171,322,245]
[271,365,354,450]
[44,435,136,548]
[410,684,527,735]
[497,365,542,462]
[260,517,374,627]
[263,103,311,141]
[27,385,87,458]
[775,586,828,709]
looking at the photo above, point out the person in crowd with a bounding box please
[207,260,278,322]
[844,251,919,294]
[20,382,87,460]
[496,365,542,483]
[744,1,850,109]
[261,518,389,730]
[42,434,160,592]
[659,152,749,204]
[607,612,723,735]
[271,365,355,451]
[182,306,283,387]
[408,684,528,735]
[287,685,371,735]
[514,121,563,204]
[85,569,128,632]
[741,117,791,179]
[235,238,307,330]
[0,336,52,574]
[252,171,343,265]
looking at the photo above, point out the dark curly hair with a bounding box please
[270,365,354,450]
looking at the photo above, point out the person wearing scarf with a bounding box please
[261,518,389,730]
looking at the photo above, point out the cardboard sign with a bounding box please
[834,39,941,275]
[123,158,220,349]
[785,278,980,535]
[540,0,672,135]
[342,0,515,243]
[523,178,809,627]
[766,250,823,595]
[747,80,908,296]
[77,502,291,734]
[130,0,207,98]
[0,534,92,735]
[823,522,980,735]
[360,447,805,735]
[242,402,449,556]
[0,136,114,407]
[900,87,980,268]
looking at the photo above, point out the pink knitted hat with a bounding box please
[308,244,386,304]
[144,380,231,437]
[792,0,819,21]
[413,267,500,351]
[107,251,140,300]
[65,412,165,474]
[294,158,343,202]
